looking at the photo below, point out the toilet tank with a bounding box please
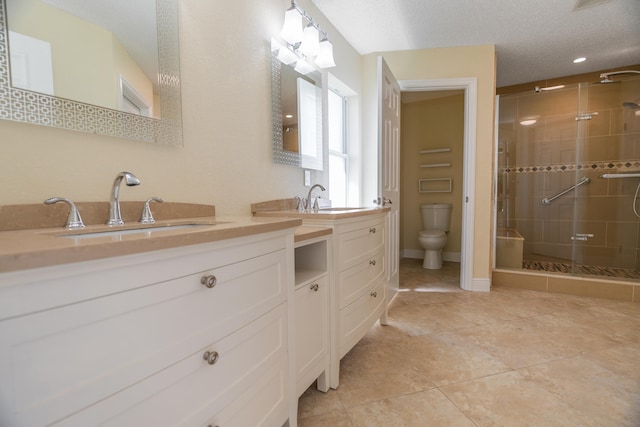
[420,203,452,231]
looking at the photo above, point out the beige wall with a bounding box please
[362,45,497,283]
[112,34,155,116]
[8,0,119,109]
[401,94,464,255]
[1,2,497,281]
[0,0,362,216]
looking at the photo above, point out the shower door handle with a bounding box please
[571,233,593,241]
[575,112,599,121]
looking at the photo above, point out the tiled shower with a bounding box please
[496,74,640,282]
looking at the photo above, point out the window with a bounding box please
[119,75,152,117]
[328,89,348,207]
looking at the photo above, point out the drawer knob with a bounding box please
[200,275,217,288]
[310,283,319,292]
[369,259,376,266]
[369,227,376,234]
[371,291,377,298]
[203,350,219,365]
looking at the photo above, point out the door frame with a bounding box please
[399,78,478,291]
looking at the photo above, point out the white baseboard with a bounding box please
[443,252,461,263]
[401,249,461,263]
[402,249,423,259]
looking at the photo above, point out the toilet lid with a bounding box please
[419,230,446,238]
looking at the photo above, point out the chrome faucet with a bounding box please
[306,184,326,212]
[107,171,140,225]
[44,197,85,229]
[139,197,163,224]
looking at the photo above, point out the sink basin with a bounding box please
[59,223,212,239]
[318,207,370,212]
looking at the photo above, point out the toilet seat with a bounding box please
[419,230,446,238]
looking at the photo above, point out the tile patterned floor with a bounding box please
[297,258,640,426]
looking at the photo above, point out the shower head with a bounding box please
[598,70,640,84]
[623,101,640,110]
[596,76,620,84]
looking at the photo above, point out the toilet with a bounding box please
[418,203,452,269]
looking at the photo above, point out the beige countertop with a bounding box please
[255,206,390,220]
[294,226,333,243]
[0,202,384,273]
[0,216,302,273]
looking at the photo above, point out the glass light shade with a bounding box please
[280,8,304,44]
[270,37,281,52]
[315,39,336,68]
[298,25,320,57]
[276,45,298,65]
[294,59,315,75]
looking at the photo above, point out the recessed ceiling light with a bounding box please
[285,114,293,119]
[573,57,587,64]
[519,115,539,126]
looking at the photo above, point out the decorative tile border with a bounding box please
[499,160,640,174]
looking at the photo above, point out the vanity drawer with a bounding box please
[69,304,289,427]
[204,356,288,427]
[0,234,288,321]
[338,249,384,309]
[336,219,385,271]
[0,249,287,427]
[339,278,385,358]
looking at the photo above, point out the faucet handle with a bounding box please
[139,197,163,224]
[298,197,308,212]
[44,197,85,229]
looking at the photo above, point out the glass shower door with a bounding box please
[495,75,640,281]
[570,82,590,275]
[571,77,640,279]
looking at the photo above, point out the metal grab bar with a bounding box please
[541,177,590,205]
[601,173,640,179]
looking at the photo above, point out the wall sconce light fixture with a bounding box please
[275,0,336,72]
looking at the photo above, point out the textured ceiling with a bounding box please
[310,0,640,87]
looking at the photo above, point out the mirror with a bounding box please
[271,49,323,170]
[0,0,182,145]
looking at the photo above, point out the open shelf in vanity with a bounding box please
[293,229,331,398]
[295,237,328,286]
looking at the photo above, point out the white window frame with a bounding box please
[328,88,349,207]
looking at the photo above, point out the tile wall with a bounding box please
[497,77,640,272]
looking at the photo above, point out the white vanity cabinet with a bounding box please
[300,212,387,388]
[0,230,295,427]
[293,235,330,397]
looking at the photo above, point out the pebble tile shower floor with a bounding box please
[297,258,640,426]
[522,259,640,280]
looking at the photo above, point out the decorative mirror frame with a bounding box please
[271,50,323,170]
[0,0,182,145]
